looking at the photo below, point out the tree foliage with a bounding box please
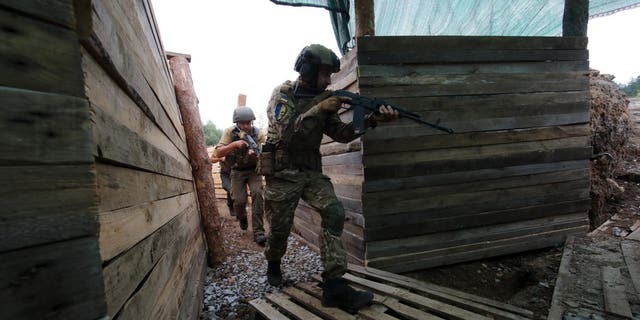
[202,120,223,146]
[620,75,640,97]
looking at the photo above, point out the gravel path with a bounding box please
[200,234,321,320]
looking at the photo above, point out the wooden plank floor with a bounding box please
[547,234,640,319]
[250,264,534,320]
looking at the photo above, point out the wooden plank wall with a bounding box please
[355,36,591,272]
[292,49,367,264]
[80,0,206,319]
[0,1,108,319]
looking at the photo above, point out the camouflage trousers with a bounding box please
[263,169,346,280]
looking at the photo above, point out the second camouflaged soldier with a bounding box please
[259,44,398,313]
[214,106,268,245]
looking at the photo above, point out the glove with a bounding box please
[318,96,350,113]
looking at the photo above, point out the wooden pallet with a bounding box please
[250,264,534,320]
[547,235,640,319]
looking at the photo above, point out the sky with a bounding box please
[151,1,640,130]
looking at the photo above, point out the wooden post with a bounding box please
[237,94,247,107]
[355,0,375,37]
[562,0,589,37]
[168,53,225,266]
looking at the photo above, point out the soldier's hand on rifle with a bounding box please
[318,96,351,113]
[233,140,248,149]
[376,105,399,122]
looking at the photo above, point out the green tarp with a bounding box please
[271,0,640,54]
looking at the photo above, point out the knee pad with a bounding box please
[321,201,345,236]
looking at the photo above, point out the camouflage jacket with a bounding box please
[266,80,360,171]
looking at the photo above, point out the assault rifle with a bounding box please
[331,90,454,134]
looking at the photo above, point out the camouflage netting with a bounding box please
[588,70,633,228]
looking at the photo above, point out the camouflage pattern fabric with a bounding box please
[264,169,347,280]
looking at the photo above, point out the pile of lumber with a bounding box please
[250,264,534,320]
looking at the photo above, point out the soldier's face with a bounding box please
[316,66,333,90]
[237,121,252,133]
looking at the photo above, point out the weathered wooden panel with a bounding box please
[99,192,197,262]
[0,0,76,29]
[0,165,96,252]
[364,158,589,192]
[83,49,191,180]
[116,225,204,319]
[84,0,187,156]
[97,163,194,212]
[357,36,588,51]
[103,205,201,317]
[0,9,83,96]
[1,87,93,164]
[368,223,588,273]
[0,237,106,320]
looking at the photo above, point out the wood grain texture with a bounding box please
[0,237,106,320]
[1,87,92,165]
[0,165,97,252]
[102,205,200,317]
[98,192,197,261]
[0,0,75,29]
[96,163,194,212]
[368,226,588,272]
[84,0,187,157]
[356,36,588,52]
[0,8,83,97]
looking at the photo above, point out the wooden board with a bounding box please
[365,200,590,243]
[621,240,640,301]
[1,87,92,164]
[115,229,203,319]
[1,0,76,29]
[363,123,590,156]
[253,266,534,319]
[1,8,84,97]
[96,163,194,212]
[601,267,633,318]
[356,36,587,51]
[358,73,587,98]
[83,50,191,180]
[348,264,534,319]
[0,237,106,320]
[363,159,588,193]
[84,0,187,156]
[102,205,200,317]
[0,165,96,252]
[364,146,591,180]
[359,61,590,78]
[98,192,197,261]
[368,226,587,272]
[367,212,587,259]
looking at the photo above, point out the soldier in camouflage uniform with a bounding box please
[260,44,398,313]
[215,106,268,245]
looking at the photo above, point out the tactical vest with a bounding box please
[227,126,259,170]
[266,81,329,172]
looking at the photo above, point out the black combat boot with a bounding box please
[322,277,373,314]
[266,261,283,286]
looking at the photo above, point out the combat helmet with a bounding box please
[294,44,340,86]
[233,106,256,123]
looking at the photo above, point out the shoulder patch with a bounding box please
[275,102,287,121]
